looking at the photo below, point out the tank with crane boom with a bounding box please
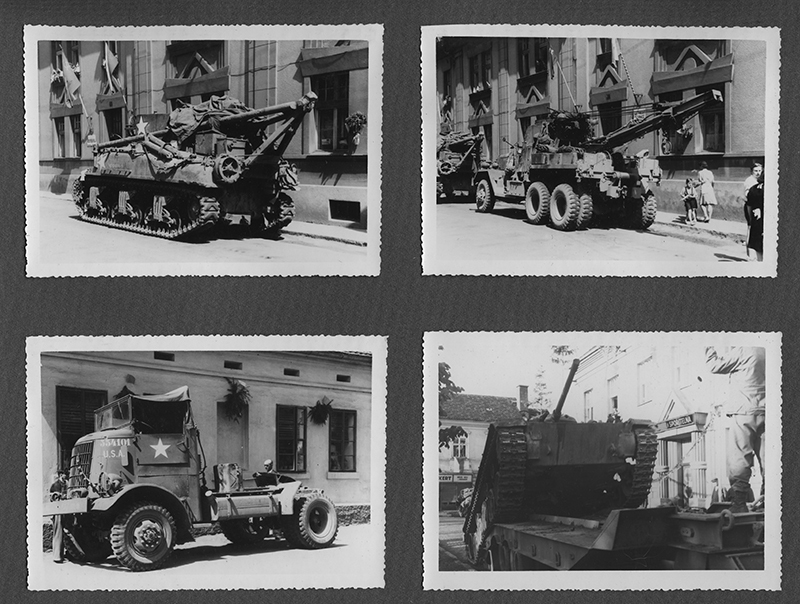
[471,89,723,231]
[72,92,317,240]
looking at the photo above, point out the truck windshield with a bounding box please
[95,398,132,431]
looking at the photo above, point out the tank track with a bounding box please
[74,177,220,240]
[463,424,527,566]
[622,426,658,509]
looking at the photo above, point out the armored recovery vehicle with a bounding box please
[436,131,484,200]
[72,92,317,239]
[473,90,723,231]
[463,359,765,570]
[44,387,338,571]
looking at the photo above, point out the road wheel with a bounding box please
[220,517,272,544]
[524,181,550,224]
[549,183,581,231]
[628,193,657,230]
[72,179,88,214]
[264,193,296,232]
[110,502,176,571]
[475,178,495,213]
[282,495,338,549]
[577,193,594,230]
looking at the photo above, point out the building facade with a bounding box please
[40,350,373,508]
[436,37,766,219]
[438,393,523,506]
[563,345,763,508]
[37,39,370,228]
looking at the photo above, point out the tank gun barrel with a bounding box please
[551,358,580,421]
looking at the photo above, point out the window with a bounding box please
[638,357,654,405]
[517,39,531,77]
[518,38,548,77]
[607,375,619,412]
[452,434,467,459]
[698,84,724,152]
[598,101,622,136]
[224,360,243,370]
[104,108,123,141]
[658,90,684,154]
[153,351,175,362]
[336,374,351,383]
[469,50,492,92]
[276,405,307,472]
[283,368,300,377]
[583,389,594,422]
[70,115,82,157]
[56,386,108,470]
[329,409,356,471]
[311,71,349,151]
[54,117,66,158]
[519,116,531,139]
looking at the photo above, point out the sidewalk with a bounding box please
[652,210,748,245]
[283,220,368,247]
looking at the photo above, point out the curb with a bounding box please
[652,215,747,245]
[282,227,368,247]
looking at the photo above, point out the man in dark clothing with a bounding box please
[49,470,68,563]
[706,346,766,513]
[746,170,765,261]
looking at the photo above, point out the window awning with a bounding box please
[297,43,369,77]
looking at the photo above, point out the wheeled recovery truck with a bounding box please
[45,387,338,571]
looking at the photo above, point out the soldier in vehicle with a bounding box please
[706,346,766,513]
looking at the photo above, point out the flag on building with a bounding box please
[104,42,120,94]
[60,44,81,108]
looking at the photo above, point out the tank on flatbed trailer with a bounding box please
[472,90,723,231]
[72,93,317,240]
[462,359,765,571]
[436,131,484,199]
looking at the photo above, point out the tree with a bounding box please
[529,367,552,410]
[439,361,465,450]
[551,345,575,366]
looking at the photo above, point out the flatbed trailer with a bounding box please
[481,506,765,571]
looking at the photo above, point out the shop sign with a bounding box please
[665,414,694,429]
[455,474,471,482]
[439,474,453,482]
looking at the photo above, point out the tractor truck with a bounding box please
[463,359,765,570]
[44,387,338,571]
[472,90,723,231]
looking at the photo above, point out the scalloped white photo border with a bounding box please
[24,25,383,277]
[421,25,780,277]
[422,331,782,590]
[27,334,387,590]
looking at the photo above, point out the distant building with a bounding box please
[438,391,523,506]
[37,38,370,228]
[436,36,767,219]
[40,350,374,509]
[563,345,762,508]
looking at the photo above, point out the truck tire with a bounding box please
[220,517,271,544]
[282,495,338,549]
[110,502,176,571]
[577,193,593,230]
[475,178,495,213]
[549,183,581,231]
[628,193,657,230]
[524,182,550,224]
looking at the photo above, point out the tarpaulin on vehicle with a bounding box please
[166,95,252,143]
[131,386,191,404]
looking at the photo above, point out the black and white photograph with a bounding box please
[24,25,382,277]
[423,331,781,589]
[421,25,780,277]
[27,335,387,590]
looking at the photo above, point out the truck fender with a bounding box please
[90,484,193,543]
[474,169,506,200]
[275,480,302,515]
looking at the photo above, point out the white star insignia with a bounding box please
[150,438,170,459]
[136,117,148,136]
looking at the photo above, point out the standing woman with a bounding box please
[746,168,764,261]
[697,161,718,222]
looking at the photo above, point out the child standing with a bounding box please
[681,178,698,225]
